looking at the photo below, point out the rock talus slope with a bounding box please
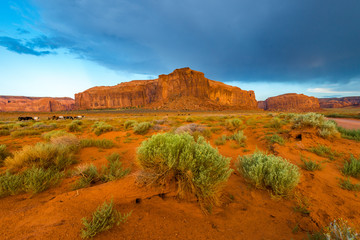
[75,67,258,110]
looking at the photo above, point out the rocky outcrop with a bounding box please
[257,101,266,110]
[319,97,360,108]
[75,67,258,110]
[0,96,75,112]
[261,93,320,112]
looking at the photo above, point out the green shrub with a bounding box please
[80,139,115,149]
[214,135,227,145]
[100,153,131,182]
[309,145,339,161]
[137,133,232,210]
[342,155,360,178]
[265,117,286,129]
[81,200,131,239]
[4,142,77,170]
[124,120,137,130]
[267,134,285,146]
[68,120,82,132]
[92,122,113,136]
[236,151,300,195]
[230,130,246,145]
[133,122,152,135]
[23,167,63,194]
[0,129,10,136]
[339,178,360,191]
[301,156,322,171]
[292,113,338,138]
[0,144,11,165]
[192,129,212,141]
[337,127,360,142]
[42,130,74,141]
[225,118,242,131]
[72,164,99,190]
[210,127,222,134]
[0,171,23,197]
[185,117,194,122]
[11,129,41,138]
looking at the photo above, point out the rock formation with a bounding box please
[0,96,75,112]
[319,97,360,108]
[260,93,320,112]
[75,67,258,110]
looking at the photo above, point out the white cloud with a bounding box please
[306,88,359,94]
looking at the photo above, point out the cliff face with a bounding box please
[319,97,360,108]
[75,67,258,110]
[262,93,320,112]
[0,96,75,112]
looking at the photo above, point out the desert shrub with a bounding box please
[236,151,300,195]
[23,167,63,194]
[225,118,242,131]
[32,122,55,129]
[4,142,77,170]
[50,135,80,149]
[337,127,360,142]
[80,139,115,149]
[137,133,232,210]
[0,145,11,165]
[0,171,23,197]
[301,156,322,171]
[265,117,286,129]
[309,145,339,161]
[92,122,113,136]
[292,113,338,138]
[124,120,137,130]
[267,134,285,146]
[230,130,247,145]
[174,123,204,134]
[72,164,99,190]
[68,120,83,132]
[210,127,222,134]
[42,130,73,141]
[191,128,212,141]
[185,117,194,122]
[325,219,359,239]
[0,129,10,136]
[214,135,227,145]
[81,200,131,239]
[10,129,41,138]
[342,155,360,178]
[339,178,360,191]
[100,153,131,182]
[133,122,152,135]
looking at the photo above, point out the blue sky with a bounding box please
[0,0,360,100]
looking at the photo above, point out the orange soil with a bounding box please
[0,114,360,240]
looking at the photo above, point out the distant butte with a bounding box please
[319,96,360,108]
[258,93,320,112]
[75,67,258,110]
[0,96,75,112]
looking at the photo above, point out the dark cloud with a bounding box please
[19,0,360,82]
[0,36,51,56]
[16,28,30,34]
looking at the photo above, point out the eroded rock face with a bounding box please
[75,67,258,110]
[0,96,75,112]
[319,97,360,108]
[262,93,320,112]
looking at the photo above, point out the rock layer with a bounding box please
[0,96,75,112]
[261,93,320,112]
[75,67,258,110]
[319,97,360,108]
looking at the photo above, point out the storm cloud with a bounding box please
[14,0,360,82]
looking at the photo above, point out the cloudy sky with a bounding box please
[0,0,359,100]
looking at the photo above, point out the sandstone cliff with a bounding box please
[261,93,320,112]
[0,96,75,112]
[75,68,258,110]
[319,97,360,108]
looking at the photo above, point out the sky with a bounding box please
[0,0,360,100]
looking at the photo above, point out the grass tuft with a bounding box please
[300,156,322,171]
[214,135,227,145]
[100,153,131,182]
[339,178,360,191]
[81,200,131,239]
[72,164,99,190]
[80,139,115,149]
[92,122,113,136]
[133,122,152,135]
[23,167,63,194]
[225,118,242,131]
[124,120,137,130]
[342,155,360,178]
[309,145,339,161]
[0,144,11,165]
[337,127,360,142]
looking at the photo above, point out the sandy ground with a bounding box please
[329,118,360,130]
[0,114,359,239]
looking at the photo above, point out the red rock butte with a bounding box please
[75,67,258,110]
[319,96,360,108]
[258,93,320,112]
[0,96,75,112]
